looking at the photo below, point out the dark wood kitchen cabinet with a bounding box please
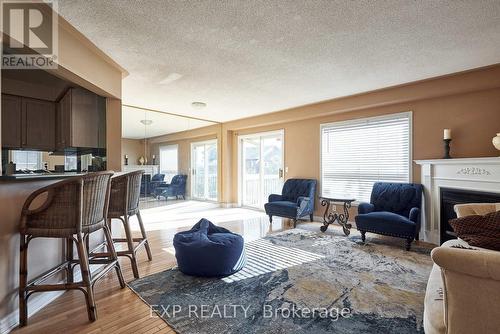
[57,88,106,149]
[22,98,56,150]
[1,94,22,148]
[1,94,55,150]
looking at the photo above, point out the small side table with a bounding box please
[319,197,356,235]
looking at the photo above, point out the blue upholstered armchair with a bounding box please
[264,178,317,228]
[155,174,187,200]
[355,182,423,250]
[149,173,165,195]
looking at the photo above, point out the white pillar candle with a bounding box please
[125,154,128,159]
[443,129,451,140]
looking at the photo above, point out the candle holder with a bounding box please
[443,139,452,159]
[124,156,128,166]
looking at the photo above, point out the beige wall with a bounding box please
[121,138,145,166]
[41,152,65,170]
[147,65,500,215]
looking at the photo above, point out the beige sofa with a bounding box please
[423,203,500,334]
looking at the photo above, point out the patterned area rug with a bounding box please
[129,227,433,334]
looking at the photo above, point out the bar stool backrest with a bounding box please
[20,172,113,237]
[81,172,113,231]
[109,170,144,217]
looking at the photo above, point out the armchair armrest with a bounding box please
[409,207,420,223]
[268,194,283,202]
[432,247,500,280]
[358,202,374,214]
[431,246,500,333]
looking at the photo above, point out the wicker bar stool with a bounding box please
[19,172,125,327]
[108,170,152,279]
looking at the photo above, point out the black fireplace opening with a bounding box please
[440,188,500,244]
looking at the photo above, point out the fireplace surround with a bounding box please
[415,157,500,245]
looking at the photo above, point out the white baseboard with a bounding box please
[0,289,64,334]
[220,202,238,208]
[0,267,87,334]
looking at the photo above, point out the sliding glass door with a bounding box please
[239,131,284,209]
[191,140,217,201]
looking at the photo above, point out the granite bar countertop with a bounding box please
[0,172,86,181]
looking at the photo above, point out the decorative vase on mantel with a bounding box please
[493,133,500,155]
[138,156,145,165]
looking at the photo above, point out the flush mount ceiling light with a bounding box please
[140,119,153,125]
[191,101,207,109]
[159,72,183,85]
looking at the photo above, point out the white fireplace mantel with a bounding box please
[415,157,500,244]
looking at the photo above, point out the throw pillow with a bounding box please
[449,210,500,251]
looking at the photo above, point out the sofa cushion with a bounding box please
[264,201,298,218]
[355,211,416,237]
[449,210,500,251]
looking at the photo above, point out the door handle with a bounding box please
[279,168,283,178]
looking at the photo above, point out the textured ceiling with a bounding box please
[58,0,500,122]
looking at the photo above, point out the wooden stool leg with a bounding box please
[103,225,125,288]
[76,233,97,321]
[107,218,112,235]
[19,234,28,327]
[66,238,74,283]
[122,216,140,279]
[136,211,152,261]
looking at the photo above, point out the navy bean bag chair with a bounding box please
[173,219,246,277]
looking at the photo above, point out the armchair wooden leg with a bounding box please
[309,214,314,222]
[19,234,28,327]
[415,233,420,241]
[137,211,152,261]
[76,233,97,321]
[293,219,297,228]
[405,238,413,251]
[268,215,272,223]
[360,231,366,243]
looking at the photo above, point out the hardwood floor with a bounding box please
[13,201,291,334]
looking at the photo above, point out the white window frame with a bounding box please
[159,144,179,182]
[319,111,413,203]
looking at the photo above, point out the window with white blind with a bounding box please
[159,144,178,182]
[320,112,411,202]
[10,150,42,170]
